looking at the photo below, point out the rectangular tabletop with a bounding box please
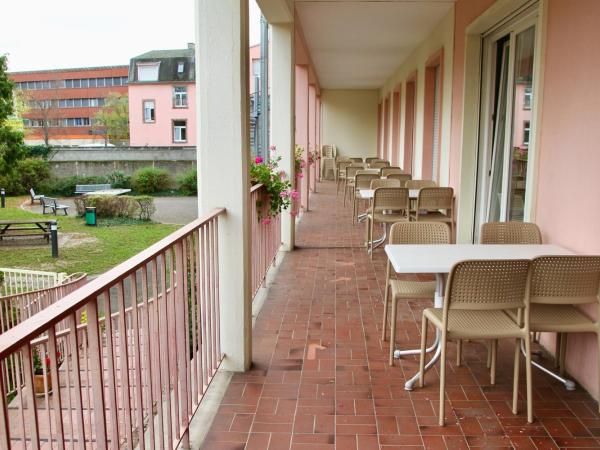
[358,189,419,199]
[0,220,54,225]
[385,244,573,274]
[83,189,132,196]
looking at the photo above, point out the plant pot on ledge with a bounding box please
[34,372,52,397]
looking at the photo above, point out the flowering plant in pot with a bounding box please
[250,146,297,223]
[32,347,54,396]
[307,147,320,166]
[294,145,306,179]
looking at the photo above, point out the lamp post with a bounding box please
[0,188,5,208]
[50,221,58,258]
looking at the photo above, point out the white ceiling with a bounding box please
[295,0,455,89]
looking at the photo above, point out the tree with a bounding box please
[94,93,129,146]
[0,54,25,191]
[22,84,62,146]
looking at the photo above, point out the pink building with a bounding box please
[128,45,197,146]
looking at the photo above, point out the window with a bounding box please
[89,78,97,88]
[137,62,160,82]
[97,78,105,87]
[173,120,187,142]
[523,86,532,109]
[523,120,530,147]
[81,78,89,88]
[177,62,185,74]
[252,58,261,78]
[143,100,156,123]
[173,86,188,108]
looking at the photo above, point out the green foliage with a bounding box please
[0,55,26,193]
[25,145,54,160]
[132,167,172,194]
[105,170,131,189]
[178,168,197,195]
[135,195,156,220]
[40,175,108,197]
[249,151,294,220]
[16,158,50,191]
[94,93,129,145]
[73,194,155,220]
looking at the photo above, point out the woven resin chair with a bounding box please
[343,165,364,206]
[419,259,533,425]
[336,160,353,195]
[370,160,391,169]
[405,179,436,190]
[508,255,600,411]
[382,222,450,365]
[365,157,380,163]
[481,222,542,245]
[321,145,337,180]
[386,173,412,187]
[411,187,455,240]
[380,167,404,177]
[477,221,542,371]
[370,179,401,190]
[353,172,381,223]
[350,157,364,163]
[366,188,410,252]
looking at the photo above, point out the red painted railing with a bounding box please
[0,208,225,450]
[250,184,282,298]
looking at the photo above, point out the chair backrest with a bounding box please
[372,188,409,213]
[370,179,401,189]
[381,167,404,177]
[445,259,531,312]
[388,222,450,245]
[350,157,364,163]
[355,172,380,189]
[529,256,600,305]
[405,179,436,190]
[371,161,391,169]
[337,160,353,173]
[322,145,335,158]
[386,173,412,187]
[345,165,364,180]
[42,197,57,206]
[480,222,542,245]
[416,187,454,212]
[365,157,380,163]
[30,188,36,197]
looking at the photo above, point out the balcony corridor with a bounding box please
[202,181,600,450]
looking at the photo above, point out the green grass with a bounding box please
[0,197,180,275]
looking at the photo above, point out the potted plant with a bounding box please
[32,347,52,396]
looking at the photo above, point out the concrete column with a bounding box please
[271,22,295,251]
[195,0,251,371]
[316,96,321,181]
[295,65,309,211]
[308,84,316,192]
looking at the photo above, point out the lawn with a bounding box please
[0,196,180,275]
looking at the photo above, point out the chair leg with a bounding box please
[438,331,448,426]
[381,283,389,342]
[525,334,533,423]
[419,317,428,388]
[554,333,562,369]
[369,219,375,258]
[490,339,498,385]
[389,297,398,367]
[559,333,567,377]
[456,339,462,367]
[486,341,492,369]
[352,197,357,224]
[596,331,600,413]
[512,338,520,415]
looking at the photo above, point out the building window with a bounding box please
[173,120,187,142]
[177,62,185,74]
[173,86,188,108]
[523,86,532,109]
[523,120,530,147]
[143,100,156,123]
[252,58,261,78]
[137,62,160,82]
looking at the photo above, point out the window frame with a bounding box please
[172,119,188,143]
[173,86,188,108]
[142,99,156,123]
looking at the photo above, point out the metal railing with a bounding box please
[250,184,282,298]
[0,208,225,449]
[0,268,67,297]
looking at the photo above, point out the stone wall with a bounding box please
[48,146,197,178]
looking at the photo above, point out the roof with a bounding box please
[9,65,128,75]
[129,47,195,83]
[132,48,194,59]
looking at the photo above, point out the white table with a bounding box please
[83,189,132,196]
[384,243,574,391]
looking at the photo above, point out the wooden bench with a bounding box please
[41,197,70,215]
[75,184,112,195]
[29,188,45,205]
[0,220,54,243]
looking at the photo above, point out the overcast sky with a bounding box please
[1,0,263,72]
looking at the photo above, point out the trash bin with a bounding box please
[85,207,97,226]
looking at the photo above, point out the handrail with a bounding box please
[0,207,225,358]
[250,182,264,194]
[0,272,86,301]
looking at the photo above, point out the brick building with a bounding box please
[10,66,129,145]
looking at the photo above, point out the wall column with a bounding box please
[271,22,296,251]
[308,84,317,192]
[295,65,310,211]
[196,0,251,371]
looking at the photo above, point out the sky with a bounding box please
[1,0,263,72]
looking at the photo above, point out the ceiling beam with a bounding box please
[255,0,293,23]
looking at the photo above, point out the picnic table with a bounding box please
[0,219,56,243]
[82,189,132,196]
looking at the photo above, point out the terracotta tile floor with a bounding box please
[202,181,600,450]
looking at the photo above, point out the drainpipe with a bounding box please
[259,14,269,159]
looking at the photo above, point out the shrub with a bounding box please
[106,170,131,189]
[40,175,108,197]
[17,158,50,191]
[178,168,197,195]
[83,195,137,218]
[135,196,156,220]
[131,167,171,194]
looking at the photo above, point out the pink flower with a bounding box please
[300,160,307,168]
[290,190,300,199]
[269,145,277,152]
[261,218,272,225]
[297,173,304,179]
[278,170,286,179]
[255,156,264,164]
[279,191,289,198]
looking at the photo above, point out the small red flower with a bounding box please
[255,156,264,164]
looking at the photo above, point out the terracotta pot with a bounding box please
[34,373,52,396]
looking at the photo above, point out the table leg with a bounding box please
[520,338,576,391]
[404,274,445,391]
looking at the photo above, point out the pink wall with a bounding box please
[129,83,196,146]
[383,96,390,161]
[391,90,401,167]
[308,84,317,191]
[404,80,416,173]
[295,65,310,210]
[377,103,382,158]
[534,0,600,398]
